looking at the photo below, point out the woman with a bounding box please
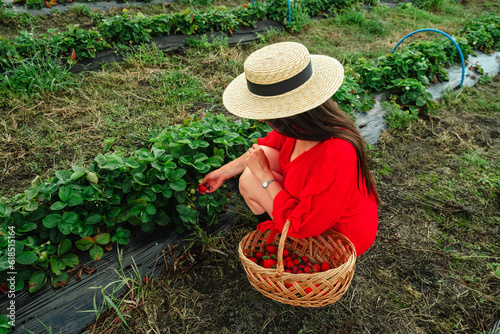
[201,42,379,256]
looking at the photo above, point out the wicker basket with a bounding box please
[238,220,356,307]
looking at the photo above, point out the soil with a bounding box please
[86,77,500,334]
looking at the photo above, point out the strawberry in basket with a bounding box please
[247,244,331,274]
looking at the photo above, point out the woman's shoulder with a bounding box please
[319,137,356,158]
[257,129,288,148]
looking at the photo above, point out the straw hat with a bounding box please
[223,42,344,120]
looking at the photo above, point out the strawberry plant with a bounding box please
[150,13,175,36]
[301,0,333,15]
[460,14,500,53]
[382,100,419,129]
[231,3,267,28]
[25,0,43,9]
[333,75,375,114]
[204,9,238,34]
[0,113,271,294]
[389,78,435,113]
[45,25,111,60]
[442,36,475,66]
[98,13,153,45]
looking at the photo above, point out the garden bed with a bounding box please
[1,180,239,334]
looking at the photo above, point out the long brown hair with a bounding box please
[266,99,379,204]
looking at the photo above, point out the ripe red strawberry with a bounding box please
[304,266,312,273]
[285,282,293,288]
[199,184,207,193]
[304,287,312,294]
[285,269,292,273]
[312,264,321,272]
[298,264,305,269]
[321,262,331,272]
[301,256,309,263]
[285,261,294,269]
[284,256,292,263]
[249,257,257,263]
[255,251,264,260]
[265,244,277,254]
[262,258,276,269]
[297,270,303,274]
[292,266,298,274]
[283,248,290,257]
[293,258,300,266]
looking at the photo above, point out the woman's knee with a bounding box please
[238,168,256,198]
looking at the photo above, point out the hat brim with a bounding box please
[222,55,344,120]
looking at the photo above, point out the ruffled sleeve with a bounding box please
[258,139,360,238]
[257,130,286,150]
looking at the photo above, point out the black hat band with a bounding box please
[246,61,313,97]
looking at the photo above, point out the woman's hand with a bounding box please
[201,169,226,194]
[244,144,272,181]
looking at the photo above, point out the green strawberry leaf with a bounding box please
[29,271,47,293]
[84,213,102,225]
[89,244,104,261]
[16,251,38,265]
[94,233,110,245]
[50,255,66,275]
[75,237,95,251]
[58,220,72,235]
[62,212,79,224]
[67,193,83,206]
[50,201,67,211]
[169,179,186,191]
[58,239,72,256]
[51,272,69,288]
[60,254,79,268]
[59,186,73,203]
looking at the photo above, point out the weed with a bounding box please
[19,12,40,27]
[478,74,494,85]
[285,1,311,32]
[488,263,500,278]
[0,49,80,95]
[181,0,214,6]
[0,6,17,21]
[383,100,419,129]
[68,4,92,17]
[185,34,229,50]
[254,27,287,44]
[149,68,214,104]
[364,18,389,36]
[412,0,447,11]
[123,43,172,68]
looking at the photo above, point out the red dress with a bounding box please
[256,130,378,256]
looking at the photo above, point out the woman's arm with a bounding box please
[201,152,248,193]
[203,130,286,194]
[244,144,283,201]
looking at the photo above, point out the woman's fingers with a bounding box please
[201,172,223,194]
